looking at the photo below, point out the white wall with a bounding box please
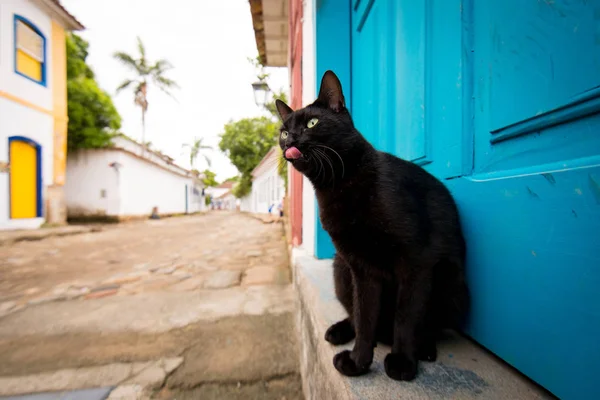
[66,149,199,217]
[118,151,192,216]
[0,0,53,110]
[65,150,121,217]
[0,98,54,230]
[221,194,237,211]
[302,0,316,106]
[300,0,316,255]
[302,176,316,256]
[0,1,55,230]
[252,164,285,215]
[187,182,205,213]
[239,195,252,212]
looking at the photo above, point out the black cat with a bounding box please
[276,71,469,381]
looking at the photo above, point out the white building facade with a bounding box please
[250,147,285,215]
[0,0,82,230]
[66,136,205,219]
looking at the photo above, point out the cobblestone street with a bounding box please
[0,212,301,399]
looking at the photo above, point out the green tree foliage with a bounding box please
[67,34,121,150]
[219,57,290,198]
[219,117,279,174]
[232,174,253,198]
[266,91,289,188]
[264,90,288,121]
[202,169,219,187]
[224,175,240,183]
[219,117,279,198]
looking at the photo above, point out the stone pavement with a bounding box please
[0,212,290,318]
[0,212,302,399]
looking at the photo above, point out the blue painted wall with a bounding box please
[314,0,351,259]
[315,0,600,398]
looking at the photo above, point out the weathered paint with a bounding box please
[315,0,600,398]
[51,20,68,186]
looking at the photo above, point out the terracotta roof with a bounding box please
[217,181,235,189]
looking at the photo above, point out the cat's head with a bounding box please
[275,70,364,185]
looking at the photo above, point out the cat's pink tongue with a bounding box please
[285,146,302,160]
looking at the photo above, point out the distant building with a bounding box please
[65,135,205,220]
[0,0,83,230]
[215,190,236,211]
[205,181,235,209]
[249,147,285,215]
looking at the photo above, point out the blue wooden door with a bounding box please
[349,0,600,398]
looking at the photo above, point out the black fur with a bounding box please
[277,71,469,381]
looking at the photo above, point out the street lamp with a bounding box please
[251,80,270,107]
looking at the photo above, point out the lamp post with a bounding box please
[251,80,270,108]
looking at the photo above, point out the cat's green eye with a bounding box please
[281,131,288,139]
[307,118,319,128]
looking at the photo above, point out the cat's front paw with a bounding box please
[384,353,418,381]
[333,350,370,376]
[325,319,355,345]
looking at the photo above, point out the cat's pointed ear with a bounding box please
[317,70,346,112]
[275,99,293,121]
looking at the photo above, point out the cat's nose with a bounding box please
[285,136,298,147]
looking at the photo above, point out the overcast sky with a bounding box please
[61,0,289,181]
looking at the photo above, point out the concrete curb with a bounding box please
[0,226,100,247]
[291,248,554,400]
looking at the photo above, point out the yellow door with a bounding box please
[10,140,38,219]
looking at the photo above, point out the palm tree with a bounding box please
[183,137,212,169]
[113,37,178,152]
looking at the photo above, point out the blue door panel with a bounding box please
[351,0,396,153]
[474,0,600,132]
[351,0,466,178]
[473,0,600,174]
[342,0,600,398]
[448,166,600,400]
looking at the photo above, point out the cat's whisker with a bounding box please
[315,148,335,186]
[315,145,345,179]
[318,149,335,185]
[311,149,325,183]
[308,149,323,183]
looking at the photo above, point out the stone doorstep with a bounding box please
[0,358,183,398]
[291,248,555,400]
